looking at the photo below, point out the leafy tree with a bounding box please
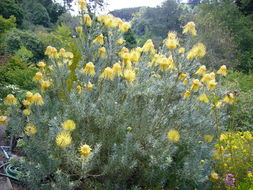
[0,0,24,26]
[110,7,142,21]
[123,29,137,49]
[30,3,50,27]
[0,15,16,38]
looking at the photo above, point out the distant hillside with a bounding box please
[110,7,142,21]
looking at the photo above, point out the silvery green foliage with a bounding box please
[6,13,229,190]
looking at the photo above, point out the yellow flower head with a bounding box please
[204,135,214,143]
[183,91,191,99]
[119,22,131,32]
[223,93,235,104]
[93,34,104,45]
[183,79,188,86]
[56,131,72,148]
[31,93,44,105]
[178,73,187,80]
[78,0,87,10]
[178,48,185,54]
[142,39,155,54]
[26,91,33,102]
[83,62,95,76]
[45,46,57,58]
[168,55,175,70]
[23,109,31,116]
[187,43,206,60]
[167,129,180,143]
[124,69,136,83]
[190,79,201,92]
[0,116,8,126]
[24,123,37,136]
[99,47,106,58]
[80,144,92,158]
[4,94,17,105]
[207,80,217,91]
[130,50,140,62]
[112,62,122,76]
[100,67,114,80]
[198,94,209,103]
[158,57,169,72]
[167,32,177,39]
[87,82,94,90]
[37,61,46,69]
[59,48,65,56]
[166,38,179,49]
[62,120,76,131]
[63,52,74,59]
[40,80,51,92]
[33,72,43,82]
[183,21,197,36]
[201,73,212,85]
[83,14,92,26]
[210,171,219,181]
[116,37,125,45]
[75,26,83,34]
[195,65,206,76]
[217,65,227,76]
[76,85,82,94]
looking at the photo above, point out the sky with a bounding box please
[63,0,166,14]
[105,0,165,11]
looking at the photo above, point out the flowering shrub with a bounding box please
[214,131,253,189]
[0,1,234,189]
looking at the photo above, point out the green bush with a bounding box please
[4,28,45,62]
[3,11,232,189]
[0,56,37,93]
[0,15,16,38]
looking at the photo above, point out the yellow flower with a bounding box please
[93,34,104,45]
[166,38,179,49]
[124,69,136,83]
[204,135,214,143]
[33,72,43,82]
[183,22,197,36]
[0,116,8,126]
[83,62,95,76]
[62,120,76,131]
[158,57,169,72]
[76,85,82,94]
[99,47,106,58]
[4,94,17,105]
[217,65,227,76]
[23,109,31,116]
[215,101,222,108]
[178,73,187,80]
[119,22,131,32]
[45,46,57,58]
[167,129,180,143]
[116,37,125,45]
[59,48,65,56]
[168,55,175,70]
[130,50,140,62]
[207,80,217,91]
[142,39,155,54]
[190,79,201,92]
[183,79,188,86]
[40,80,51,92]
[87,82,94,90]
[26,91,33,102]
[198,94,209,103]
[100,67,114,80]
[56,131,72,148]
[75,26,83,34]
[63,52,74,59]
[210,171,219,181]
[195,65,206,76]
[183,91,191,99]
[24,123,37,136]
[167,32,177,39]
[187,43,206,60]
[223,93,235,104]
[178,48,185,54]
[80,144,92,158]
[201,73,212,85]
[78,0,87,10]
[112,62,122,76]
[31,93,44,105]
[37,61,46,69]
[83,14,92,26]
